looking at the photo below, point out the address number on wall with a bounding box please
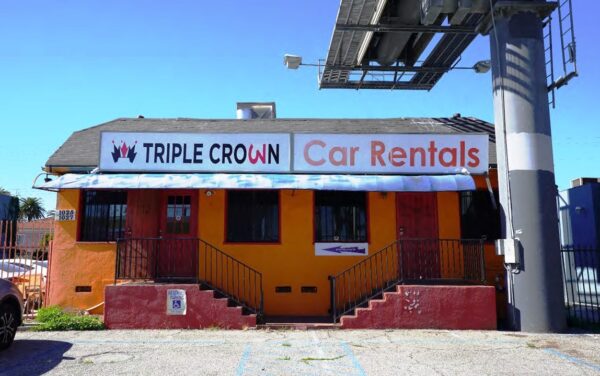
[57,209,76,221]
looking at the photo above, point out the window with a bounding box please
[166,195,191,234]
[460,190,501,240]
[80,190,127,241]
[314,191,367,242]
[226,190,279,242]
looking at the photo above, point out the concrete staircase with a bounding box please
[105,284,257,329]
[339,285,497,330]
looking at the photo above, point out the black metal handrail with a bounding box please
[329,238,486,323]
[115,237,162,281]
[561,246,599,327]
[198,239,264,318]
[115,237,264,318]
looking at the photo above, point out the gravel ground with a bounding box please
[1,329,599,375]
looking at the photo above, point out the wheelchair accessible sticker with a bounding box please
[166,289,187,315]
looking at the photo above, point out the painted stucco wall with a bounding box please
[47,170,505,317]
[198,189,397,316]
[47,190,116,311]
[104,284,256,329]
[340,285,497,330]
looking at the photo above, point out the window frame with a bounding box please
[224,189,281,244]
[313,191,369,244]
[459,189,501,242]
[164,194,192,235]
[78,189,128,243]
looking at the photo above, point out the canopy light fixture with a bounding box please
[473,60,491,74]
[283,54,302,69]
[283,54,322,70]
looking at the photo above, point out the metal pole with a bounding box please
[490,3,566,332]
[329,276,337,324]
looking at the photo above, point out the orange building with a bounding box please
[35,115,505,329]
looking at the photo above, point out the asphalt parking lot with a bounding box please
[1,329,599,375]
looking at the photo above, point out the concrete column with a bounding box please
[490,7,566,332]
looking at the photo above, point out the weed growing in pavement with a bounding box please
[277,356,291,361]
[300,355,345,364]
[34,306,104,331]
[281,343,291,347]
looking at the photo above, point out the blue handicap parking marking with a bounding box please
[235,338,366,376]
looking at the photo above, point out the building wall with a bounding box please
[47,171,505,317]
[199,189,396,316]
[47,190,116,311]
[559,183,600,248]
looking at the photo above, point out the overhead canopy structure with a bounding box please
[35,173,475,192]
[319,0,555,90]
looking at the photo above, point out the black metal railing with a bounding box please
[198,240,264,317]
[329,238,486,323]
[561,246,600,328]
[116,237,164,281]
[115,237,264,317]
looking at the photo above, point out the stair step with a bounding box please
[227,306,242,313]
[241,307,255,316]
[198,285,257,316]
[369,300,386,309]
[257,322,340,330]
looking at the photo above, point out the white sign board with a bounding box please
[294,134,488,174]
[315,243,369,256]
[166,289,187,315]
[99,132,488,175]
[56,209,76,221]
[99,132,291,173]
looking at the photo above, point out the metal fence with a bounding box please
[329,238,486,322]
[561,247,600,328]
[0,219,53,315]
[116,237,264,317]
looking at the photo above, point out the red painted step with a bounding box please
[105,284,256,329]
[340,285,496,330]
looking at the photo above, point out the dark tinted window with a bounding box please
[80,190,127,241]
[226,190,279,242]
[460,190,501,240]
[315,191,367,242]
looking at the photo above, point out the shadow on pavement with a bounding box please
[0,339,73,376]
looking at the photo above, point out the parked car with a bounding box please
[0,278,23,350]
[0,259,48,280]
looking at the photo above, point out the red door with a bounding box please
[157,190,199,281]
[396,193,440,280]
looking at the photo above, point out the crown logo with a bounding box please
[111,140,137,163]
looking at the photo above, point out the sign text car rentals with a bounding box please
[99,132,488,174]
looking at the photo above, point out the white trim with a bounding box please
[506,133,555,173]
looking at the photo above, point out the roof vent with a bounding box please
[236,102,276,120]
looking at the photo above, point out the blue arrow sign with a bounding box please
[322,246,367,255]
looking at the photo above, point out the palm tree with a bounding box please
[19,197,46,222]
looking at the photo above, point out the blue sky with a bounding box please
[0,1,598,211]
